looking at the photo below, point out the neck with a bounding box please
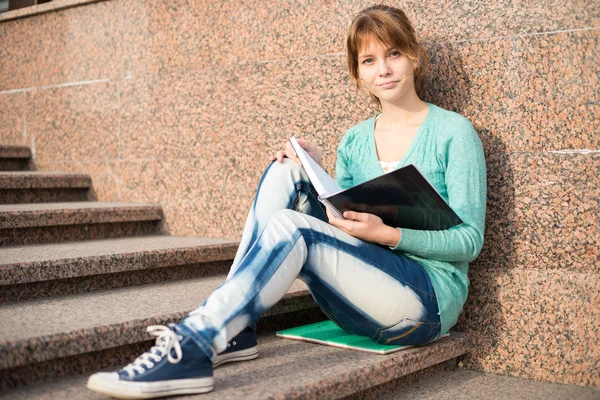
[379,92,428,127]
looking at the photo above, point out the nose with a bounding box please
[378,60,391,77]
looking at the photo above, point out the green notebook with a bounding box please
[276,320,413,355]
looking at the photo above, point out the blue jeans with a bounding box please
[178,160,440,361]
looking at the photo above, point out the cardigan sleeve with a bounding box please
[335,131,354,190]
[391,119,487,262]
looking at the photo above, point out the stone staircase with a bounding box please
[0,145,470,399]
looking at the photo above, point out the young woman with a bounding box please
[87,4,486,398]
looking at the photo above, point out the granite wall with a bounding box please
[1,0,598,388]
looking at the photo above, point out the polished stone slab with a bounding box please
[0,172,91,189]
[0,275,312,369]
[382,368,600,400]
[0,202,162,229]
[0,145,31,159]
[0,332,468,400]
[0,236,238,284]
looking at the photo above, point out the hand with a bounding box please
[328,209,401,246]
[346,203,399,225]
[269,138,323,167]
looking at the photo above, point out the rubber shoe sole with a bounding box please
[213,346,259,368]
[87,372,214,399]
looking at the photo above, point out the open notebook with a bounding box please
[289,137,462,230]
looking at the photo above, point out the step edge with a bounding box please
[279,332,470,400]
[0,290,316,369]
[0,173,92,189]
[0,241,240,285]
[0,204,164,229]
[0,146,32,159]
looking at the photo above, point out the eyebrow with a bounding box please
[358,47,397,59]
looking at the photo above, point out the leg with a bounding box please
[179,209,439,361]
[299,229,440,346]
[227,159,327,280]
[87,172,438,398]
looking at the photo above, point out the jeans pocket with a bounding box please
[373,317,440,346]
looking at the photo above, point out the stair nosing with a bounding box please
[0,146,31,159]
[278,332,470,399]
[0,276,314,369]
[0,332,470,399]
[0,237,240,285]
[0,202,163,229]
[0,172,92,189]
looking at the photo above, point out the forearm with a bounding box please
[391,225,483,262]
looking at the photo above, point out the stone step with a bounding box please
[0,202,164,246]
[0,146,32,171]
[0,172,92,204]
[0,275,315,373]
[0,332,469,399]
[381,368,600,400]
[0,236,240,302]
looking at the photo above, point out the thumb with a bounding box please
[343,210,363,221]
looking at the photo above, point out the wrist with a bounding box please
[380,225,401,247]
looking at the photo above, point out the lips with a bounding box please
[378,81,399,89]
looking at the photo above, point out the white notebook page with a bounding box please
[289,137,341,197]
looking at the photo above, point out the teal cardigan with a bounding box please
[335,103,487,335]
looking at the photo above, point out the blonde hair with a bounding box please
[346,5,429,105]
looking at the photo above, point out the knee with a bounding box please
[270,208,301,224]
[265,158,305,181]
[266,209,306,234]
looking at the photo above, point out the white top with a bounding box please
[379,160,401,173]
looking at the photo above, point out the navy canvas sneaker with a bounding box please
[213,327,259,367]
[87,325,213,399]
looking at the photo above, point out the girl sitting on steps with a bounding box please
[87,4,486,398]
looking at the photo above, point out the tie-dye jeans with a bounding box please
[178,159,441,361]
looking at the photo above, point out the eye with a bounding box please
[388,50,401,58]
[361,58,374,65]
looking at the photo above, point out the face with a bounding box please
[357,38,416,105]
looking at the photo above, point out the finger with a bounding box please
[296,138,315,151]
[325,207,336,222]
[330,217,353,232]
[343,210,364,221]
[284,142,298,159]
[284,146,302,167]
[328,216,344,229]
[276,150,286,163]
[296,138,308,149]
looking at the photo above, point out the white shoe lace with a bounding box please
[121,325,183,378]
